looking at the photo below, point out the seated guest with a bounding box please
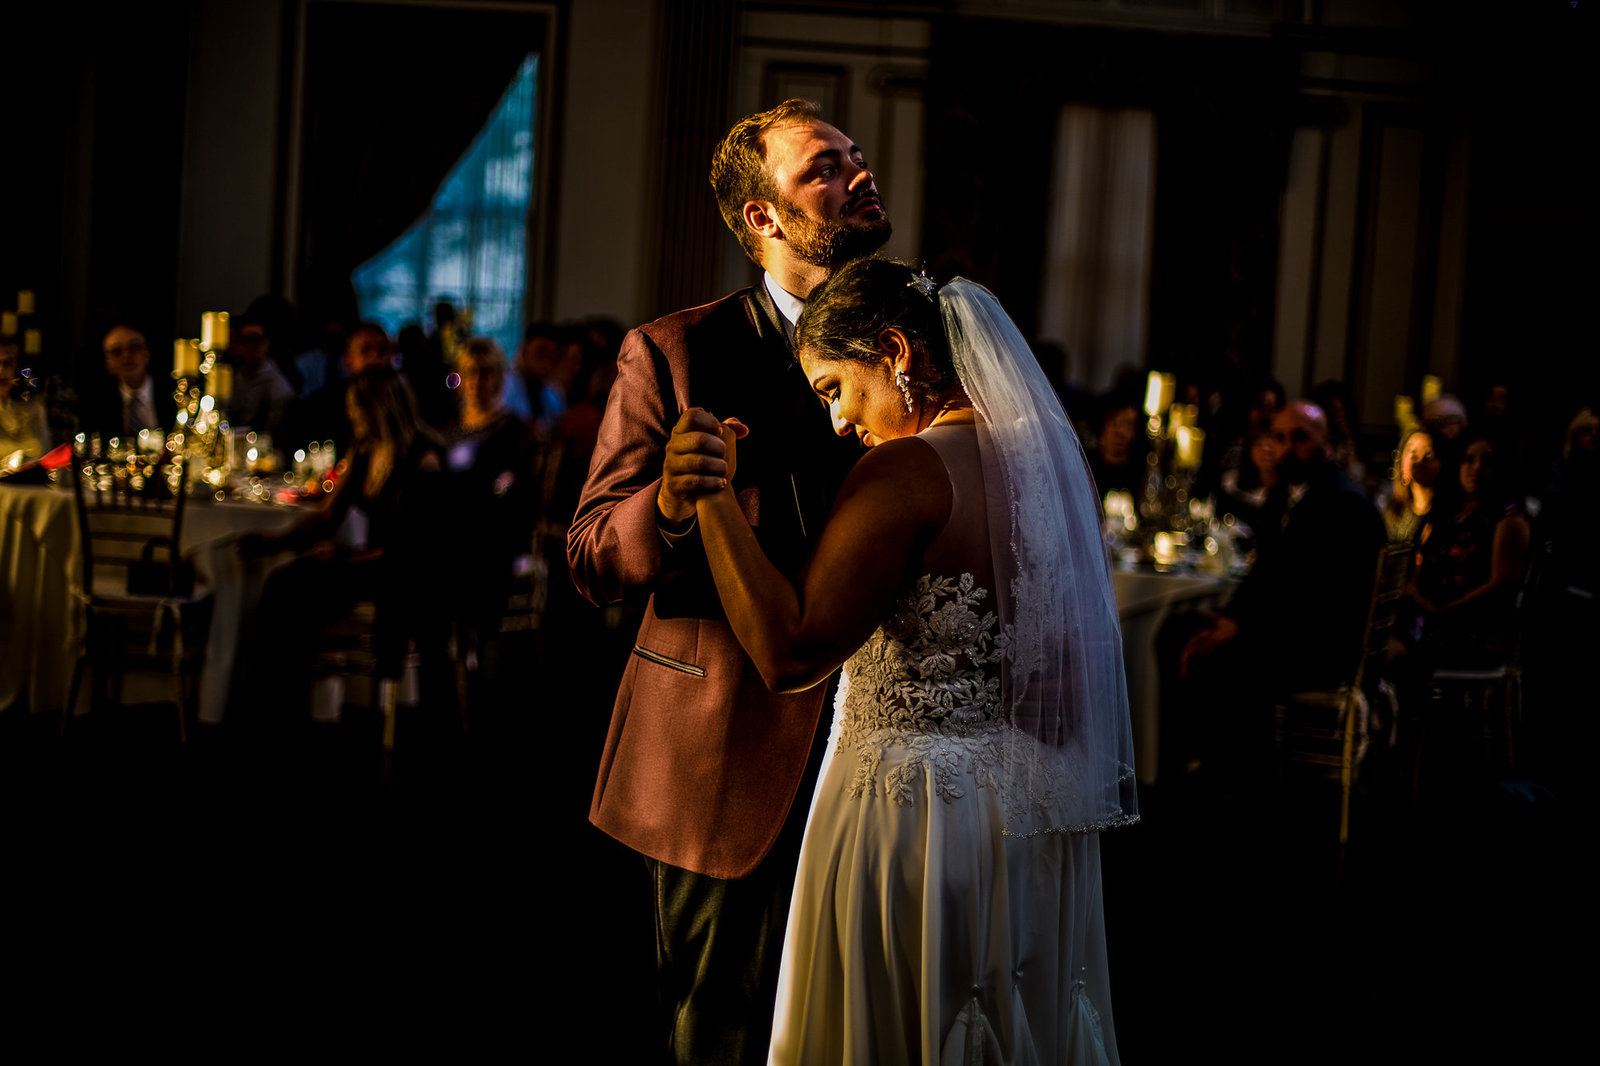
[1085,389,1148,497]
[1172,402,1386,785]
[240,366,446,723]
[81,322,178,443]
[226,302,295,438]
[1217,426,1279,530]
[514,321,561,432]
[442,339,535,706]
[1408,433,1531,670]
[1384,429,1440,544]
[1312,379,1367,487]
[289,321,391,455]
[0,339,50,465]
[1421,393,1469,476]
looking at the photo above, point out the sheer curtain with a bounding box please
[352,54,538,371]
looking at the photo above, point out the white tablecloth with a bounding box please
[0,481,299,720]
[1113,567,1235,786]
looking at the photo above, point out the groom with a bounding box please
[568,99,891,1064]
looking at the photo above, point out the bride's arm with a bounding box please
[696,434,951,694]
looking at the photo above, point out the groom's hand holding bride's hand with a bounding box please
[659,407,745,526]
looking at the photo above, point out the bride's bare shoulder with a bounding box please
[836,434,952,526]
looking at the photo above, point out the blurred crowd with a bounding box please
[1066,357,1596,794]
[1,292,629,735]
[4,299,1593,776]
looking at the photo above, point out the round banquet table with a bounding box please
[0,480,300,721]
[1113,566,1236,785]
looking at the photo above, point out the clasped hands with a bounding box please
[657,407,748,526]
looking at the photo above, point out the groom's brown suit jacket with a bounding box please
[568,284,857,879]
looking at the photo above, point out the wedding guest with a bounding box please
[1408,433,1531,670]
[0,339,50,463]
[227,303,295,438]
[514,320,561,431]
[442,338,535,650]
[1312,379,1367,487]
[1422,393,1470,475]
[80,322,178,442]
[1217,425,1279,531]
[1175,401,1385,787]
[411,300,458,430]
[290,321,391,454]
[1384,429,1440,544]
[1085,389,1148,497]
[241,366,447,724]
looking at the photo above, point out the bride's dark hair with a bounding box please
[796,258,957,395]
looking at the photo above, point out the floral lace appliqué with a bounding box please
[837,573,1009,805]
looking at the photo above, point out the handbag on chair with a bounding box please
[126,536,196,597]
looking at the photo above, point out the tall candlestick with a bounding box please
[174,338,200,376]
[1420,375,1442,406]
[1,312,15,336]
[16,290,34,315]
[210,364,234,401]
[200,311,230,352]
[23,328,41,355]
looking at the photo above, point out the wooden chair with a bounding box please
[64,450,213,741]
[1274,543,1413,844]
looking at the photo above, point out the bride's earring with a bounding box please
[894,369,915,413]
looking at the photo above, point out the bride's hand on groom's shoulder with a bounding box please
[659,407,740,522]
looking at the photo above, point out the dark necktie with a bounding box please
[126,392,155,436]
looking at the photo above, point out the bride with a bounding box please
[686,258,1138,1065]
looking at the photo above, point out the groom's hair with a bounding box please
[710,98,825,266]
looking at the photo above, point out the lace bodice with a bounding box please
[837,573,1020,806]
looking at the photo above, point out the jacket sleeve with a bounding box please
[566,326,683,607]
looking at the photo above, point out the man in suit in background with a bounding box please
[81,322,178,443]
[568,99,890,1065]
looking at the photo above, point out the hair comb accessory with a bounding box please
[906,270,938,301]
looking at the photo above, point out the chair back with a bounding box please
[1352,543,1413,692]
[70,447,191,598]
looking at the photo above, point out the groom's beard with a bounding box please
[776,197,892,268]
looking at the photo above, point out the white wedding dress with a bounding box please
[768,426,1121,1066]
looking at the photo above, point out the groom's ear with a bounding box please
[743,200,782,242]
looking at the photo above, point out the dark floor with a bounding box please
[3,615,1584,1061]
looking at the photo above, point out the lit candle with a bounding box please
[1153,531,1178,566]
[17,290,34,315]
[23,328,41,355]
[1394,396,1415,429]
[174,338,200,376]
[210,363,234,401]
[1174,426,1206,470]
[1420,375,1442,406]
[1144,372,1176,419]
[1,312,15,336]
[200,311,230,351]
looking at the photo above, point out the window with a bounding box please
[352,54,538,376]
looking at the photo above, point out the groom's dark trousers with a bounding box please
[569,282,857,1065]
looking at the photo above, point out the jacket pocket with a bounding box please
[631,644,706,677]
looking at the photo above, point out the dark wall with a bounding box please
[923,21,1297,395]
[6,3,192,382]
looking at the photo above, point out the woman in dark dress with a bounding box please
[242,365,446,722]
[1409,433,1531,669]
[440,338,535,708]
